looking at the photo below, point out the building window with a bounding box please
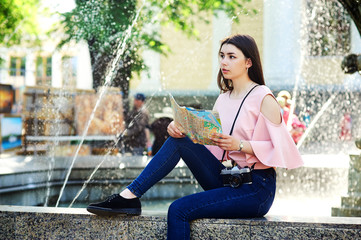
[62,56,77,88]
[36,56,52,86]
[305,0,350,56]
[9,56,26,76]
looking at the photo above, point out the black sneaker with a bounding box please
[87,194,141,216]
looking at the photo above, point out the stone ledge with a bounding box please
[1,205,360,239]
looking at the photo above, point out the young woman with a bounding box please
[87,34,303,239]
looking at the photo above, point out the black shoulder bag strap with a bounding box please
[221,85,259,166]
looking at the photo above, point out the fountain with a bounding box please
[1,1,361,238]
[1,1,361,239]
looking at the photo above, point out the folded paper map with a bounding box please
[170,95,222,145]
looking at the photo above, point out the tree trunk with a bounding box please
[88,39,132,117]
[112,54,132,116]
[338,0,361,36]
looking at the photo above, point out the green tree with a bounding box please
[0,0,42,45]
[0,0,42,64]
[58,0,255,111]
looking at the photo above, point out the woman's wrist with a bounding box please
[238,140,244,152]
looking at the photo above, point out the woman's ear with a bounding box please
[247,58,253,68]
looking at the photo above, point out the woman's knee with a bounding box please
[163,136,185,149]
[168,198,188,221]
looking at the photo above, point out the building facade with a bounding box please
[1,0,360,109]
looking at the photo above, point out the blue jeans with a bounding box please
[127,137,276,240]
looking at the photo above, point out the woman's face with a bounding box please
[219,43,250,81]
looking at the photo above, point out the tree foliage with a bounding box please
[0,0,42,64]
[0,0,41,46]
[58,0,255,98]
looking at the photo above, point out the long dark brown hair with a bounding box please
[217,34,265,93]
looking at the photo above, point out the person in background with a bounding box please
[277,90,291,124]
[303,107,311,128]
[122,93,150,155]
[149,107,174,156]
[276,96,286,116]
[276,90,306,144]
[87,34,303,240]
[339,112,352,141]
[290,118,307,144]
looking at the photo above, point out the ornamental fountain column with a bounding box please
[332,139,361,217]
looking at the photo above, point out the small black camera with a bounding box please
[221,166,252,188]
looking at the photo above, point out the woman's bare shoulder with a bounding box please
[260,94,282,124]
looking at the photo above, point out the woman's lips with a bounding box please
[222,69,229,74]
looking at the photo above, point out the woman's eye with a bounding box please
[230,56,235,59]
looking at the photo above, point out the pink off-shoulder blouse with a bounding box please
[206,85,303,170]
